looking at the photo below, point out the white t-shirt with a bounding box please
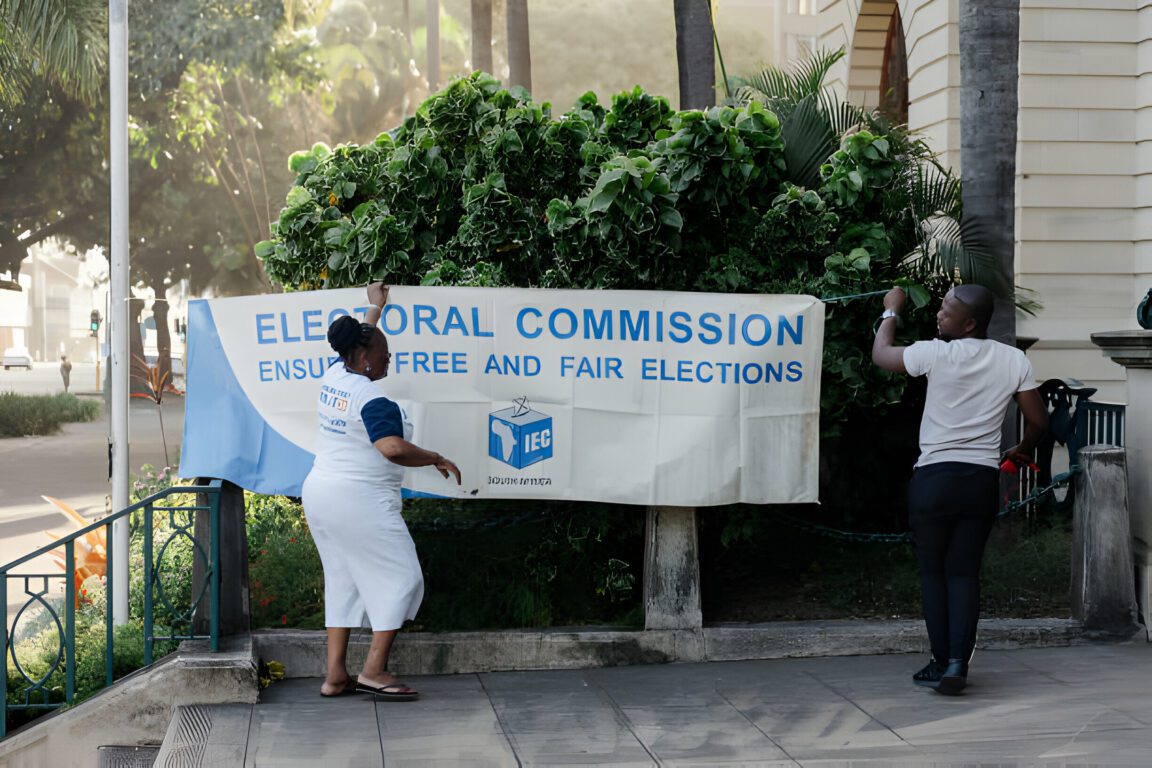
[309,364,412,485]
[903,338,1038,468]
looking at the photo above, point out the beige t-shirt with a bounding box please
[903,338,1038,468]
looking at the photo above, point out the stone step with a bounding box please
[154,704,252,768]
[254,618,1089,679]
[0,635,257,768]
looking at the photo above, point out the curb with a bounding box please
[254,618,1098,678]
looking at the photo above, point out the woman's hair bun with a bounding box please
[327,315,362,356]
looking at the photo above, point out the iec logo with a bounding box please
[489,396,553,469]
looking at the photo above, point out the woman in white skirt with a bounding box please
[303,283,461,700]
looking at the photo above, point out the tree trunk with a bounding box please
[152,294,172,394]
[960,0,1019,345]
[673,0,716,110]
[426,0,440,91]
[129,297,150,396]
[506,0,532,92]
[472,0,493,75]
[0,227,22,283]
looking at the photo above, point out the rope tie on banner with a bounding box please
[769,465,1082,544]
[820,289,889,303]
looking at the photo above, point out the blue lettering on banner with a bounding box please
[549,308,578,339]
[584,309,611,340]
[303,310,324,341]
[280,313,301,343]
[668,311,692,343]
[621,310,648,341]
[258,355,340,382]
[517,307,543,339]
[640,358,805,384]
[698,313,722,345]
[560,356,623,379]
[256,314,276,344]
[741,314,770,346]
[382,305,408,335]
[511,308,805,347]
[484,354,541,376]
[413,305,437,335]
[391,351,471,375]
[253,305,497,344]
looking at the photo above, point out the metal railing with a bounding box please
[0,481,221,737]
[1077,401,1126,455]
[1013,379,1126,513]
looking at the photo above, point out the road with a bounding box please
[0,362,186,619]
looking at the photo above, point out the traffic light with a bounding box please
[90,310,102,338]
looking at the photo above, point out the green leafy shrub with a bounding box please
[245,495,642,631]
[247,495,325,628]
[258,68,960,440]
[700,512,1071,622]
[0,393,99,437]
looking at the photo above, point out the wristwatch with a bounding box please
[874,308,902,333]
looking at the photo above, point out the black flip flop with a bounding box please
[355,680,420,701]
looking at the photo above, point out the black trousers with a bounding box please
[907,462,999,664]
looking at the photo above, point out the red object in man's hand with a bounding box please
[1000,457,1039,474]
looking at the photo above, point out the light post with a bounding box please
[109,0,130,624]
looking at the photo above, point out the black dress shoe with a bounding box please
[912,659,944,687]
[935,659,967,696]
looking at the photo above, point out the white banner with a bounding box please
[180,286,824,505]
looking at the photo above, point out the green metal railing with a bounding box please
[0,481,222,737]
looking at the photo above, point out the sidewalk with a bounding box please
[237,643,1152,766]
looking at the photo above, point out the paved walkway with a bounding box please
[241,643,1152,766]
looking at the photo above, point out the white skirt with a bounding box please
[302,472,424,631]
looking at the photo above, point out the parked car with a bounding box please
[2,347,33,370]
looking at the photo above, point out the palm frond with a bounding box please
[780,94,837,189]
[919,215,1014,301]
[817,90,866,138]
[0,17,32,107]
[2,0,107,104]
[740,48,845,105]
[905,166,962,222]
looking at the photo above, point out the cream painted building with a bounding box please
[814,0,1150,403]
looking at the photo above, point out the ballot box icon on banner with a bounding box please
[489,397,553,469]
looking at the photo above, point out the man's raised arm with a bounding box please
[872,287,908,374]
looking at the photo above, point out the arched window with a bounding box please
[847,1,909,124]
[880,7,909,125]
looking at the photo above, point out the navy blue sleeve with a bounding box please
[361,398,404,442]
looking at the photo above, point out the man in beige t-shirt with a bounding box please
[872,284,1048,695]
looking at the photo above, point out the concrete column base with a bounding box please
[643,506,702,630]
[1072,446,1141,635]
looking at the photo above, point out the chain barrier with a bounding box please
[405,507,552,533]
[401,468,1083,539]
[769,465,1081,545]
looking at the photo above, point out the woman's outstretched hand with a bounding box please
[434,454,462,485]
